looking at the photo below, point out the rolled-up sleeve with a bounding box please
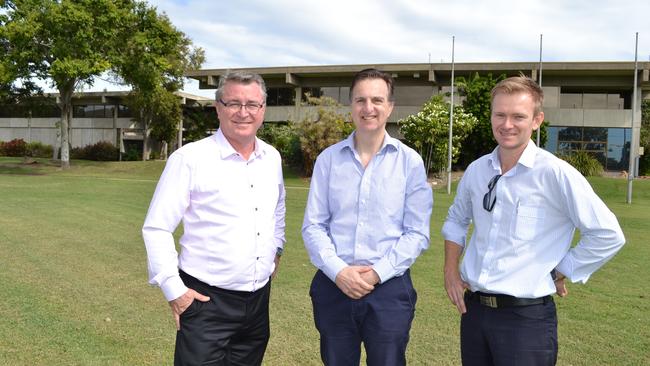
[442,174,473,247]
[555,168,625,283]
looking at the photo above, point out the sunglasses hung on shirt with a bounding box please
[482,174,502,212]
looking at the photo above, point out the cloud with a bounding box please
[71,0,650,97]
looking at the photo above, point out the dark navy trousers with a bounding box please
[310,269,417,366]
[461,292,558,366]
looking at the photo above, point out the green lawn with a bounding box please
[0,157,648,365]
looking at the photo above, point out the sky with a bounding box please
[66,0,650,98]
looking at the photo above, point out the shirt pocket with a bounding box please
[512,203,546,241]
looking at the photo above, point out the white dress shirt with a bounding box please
[442,140,625,298]
[142,129,286,301]
[302,132,433,283]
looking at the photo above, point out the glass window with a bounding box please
[584,142,605,151]
[104,105,115,118]
[606,128,631,170]
[302,87,323,102]
[582,127,606,142]
[545,126,632,171]
[266,87,295,106]
[558,127,582,141]
[118,105,132,118]
[73,105,86,118]
[544,127,559,152]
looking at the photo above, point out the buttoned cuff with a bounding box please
[322,256,349,283]
[372,257,396,284]
[160,274,189,302]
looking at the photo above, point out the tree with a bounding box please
[183,104,216,144]
[1,0,134,168]
[398,95,477,175]
[114,2,204,160]
[455,73,506,166]
[1,0,203,166]
[639,100,650,175]
[292,95,353,176]
[455,72,549,166]
[126,87,182,159]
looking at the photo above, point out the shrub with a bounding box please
[26,141,54,158]
[1,138,28,157]
[70,141,119,161]
[560,150,604,177]
[257,123,303,169]
[639,153,650,176]
[122,148,141,161]
[292,96,353,176]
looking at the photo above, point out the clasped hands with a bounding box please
[335,265,380,299]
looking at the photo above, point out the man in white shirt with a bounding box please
[142,71,285,366]
[442,76,625,365]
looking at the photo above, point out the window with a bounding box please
[545,126,631,170]
[302,87,323,102]
[266,87,295,106]
[118,105,133,118]
[73,104,115,118]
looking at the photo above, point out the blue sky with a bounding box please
[79,0,650,98]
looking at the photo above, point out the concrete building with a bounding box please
[187,61,650,171]
[0,91,211,155]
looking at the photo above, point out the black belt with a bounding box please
[467,291,552,309]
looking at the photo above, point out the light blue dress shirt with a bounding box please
[442,140,625,298]
[302,132,433,284]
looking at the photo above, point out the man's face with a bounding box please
[215,81,266,148]
[350,78,394,134]
[491,92,543,153]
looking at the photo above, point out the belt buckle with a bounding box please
[479,295,498,308]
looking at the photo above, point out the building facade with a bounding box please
[0,91,210,155]
[188,62,650,171]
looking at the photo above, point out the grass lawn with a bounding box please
[0,157,648,365]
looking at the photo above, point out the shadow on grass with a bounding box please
[0,158,58,175]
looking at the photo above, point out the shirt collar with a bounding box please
[214,128,265,160]
[488,139,538,173]
[340,130,398,153]
[518,139,538,168]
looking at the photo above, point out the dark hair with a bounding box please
[491,75,544,115]
[349,68,395,102]
[215,70,267,101]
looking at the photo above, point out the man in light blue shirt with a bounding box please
[302,68,433,366]
[443,76,625,365]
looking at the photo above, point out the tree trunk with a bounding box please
[58,82,74,169]
[160,141,168,160]
[52,120,61,160]
[142,110,151,161]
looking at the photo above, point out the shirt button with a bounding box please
[257,232,260,236]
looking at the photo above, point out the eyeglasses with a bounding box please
[218,99,265,114]
[482,174,502,212]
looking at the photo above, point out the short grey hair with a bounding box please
[214,70,267,101]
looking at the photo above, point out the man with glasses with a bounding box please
[442,76,625,365]
[302,68,433,365]
[143,71,285,365]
